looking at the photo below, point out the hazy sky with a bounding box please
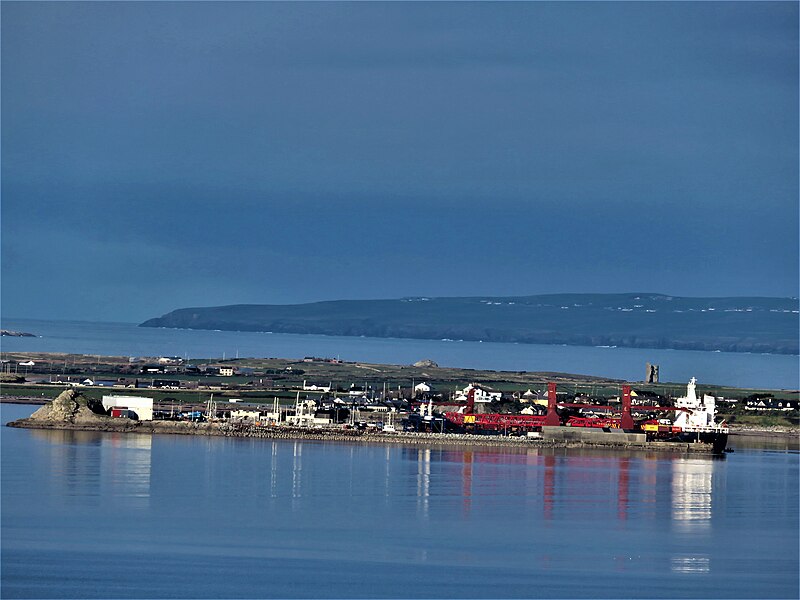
[2,2,797,322]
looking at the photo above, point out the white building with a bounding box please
[455,383,502,404]
[348,385,368,398]
[157,356,183,365]
[413,382,431,395]
[303,381,331,393]
[102,395,154,421]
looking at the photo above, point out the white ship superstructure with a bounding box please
[673,378,729,435]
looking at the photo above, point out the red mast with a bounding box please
[544,382,561,426]
[620,385,635,430]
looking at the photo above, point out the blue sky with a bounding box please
[2,2,797,322]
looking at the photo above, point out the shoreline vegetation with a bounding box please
[139,293,800,355]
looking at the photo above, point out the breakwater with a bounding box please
[7,417,715,453]
[4,389,717,453]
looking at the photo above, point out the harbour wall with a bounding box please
[7,417,714,453]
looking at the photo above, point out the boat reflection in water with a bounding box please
[417,447,431,518]
[670,456,714,574]
[671,457,713,532]
[402,446,719,545]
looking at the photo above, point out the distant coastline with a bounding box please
[0,330,36,338]
[140,293,800,355]
[3,317,798,389]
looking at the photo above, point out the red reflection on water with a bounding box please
[543,454,556,520]
[618,457,630,521]
[462,451,473,515]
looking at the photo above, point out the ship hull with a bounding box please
[670,430,729,454]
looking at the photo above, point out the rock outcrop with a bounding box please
[412,359,439,368]
[27,389,109,425]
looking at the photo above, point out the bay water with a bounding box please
[2,403,798,599]
[1,318,798,389]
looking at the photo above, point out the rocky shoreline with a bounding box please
[0,329,36,337]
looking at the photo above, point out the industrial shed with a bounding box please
[102,395,154,421]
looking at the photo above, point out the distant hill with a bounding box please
[140,293,799,354]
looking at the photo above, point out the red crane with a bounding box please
[443,383,687,434]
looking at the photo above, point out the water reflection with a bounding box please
[270,441,279,499]
[540,452,640,523]
[384,446,392,501]
[671,458,713,532]
[671,555,711,573]
[27,428,152,508]
[103,434,152,508]
[260,441,722,537]
[292,441,303,500]
[543,454,556,521]
[30,429,105,446]
[618,457,630,521]
[395,446,719,535]
[462,451,473,515]
[417,448,431,518]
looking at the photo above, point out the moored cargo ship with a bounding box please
[443,377,729,453]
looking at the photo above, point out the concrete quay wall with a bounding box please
[541,426,646,444]
[7,418,714,453]
[211,423,712,453]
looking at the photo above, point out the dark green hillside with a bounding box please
[140,293,799,354]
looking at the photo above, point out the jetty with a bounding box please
[7,389,718,454]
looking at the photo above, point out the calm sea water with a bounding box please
[1,318,798,389]
[1,404,798,599]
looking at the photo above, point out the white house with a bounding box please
[303,381,331,393]
[348,385,368,398]
[157,356,183,365]
[413,382,431,395]
[219,366,235,377]
[102,395,154,421]
[455,383,502,404]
